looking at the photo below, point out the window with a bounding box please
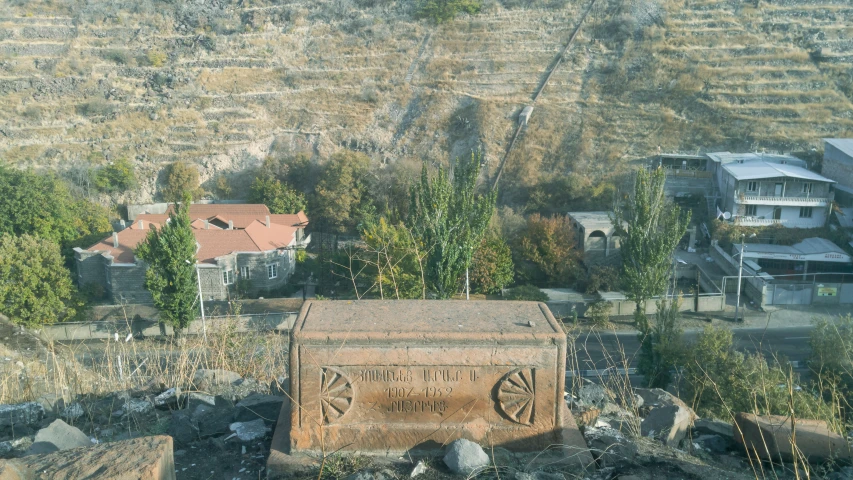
[222,269,234,285]
[240,266,250,279]
[802,183,813,194]
[267,263,278,279]
[746,181,758,192]
[799,207,813,218]
[745,205,757,216]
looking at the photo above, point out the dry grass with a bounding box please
[0,311,289,406]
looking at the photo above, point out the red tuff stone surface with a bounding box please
[269,300,592,474]
[734,413,853,463]
[0,435,175,480]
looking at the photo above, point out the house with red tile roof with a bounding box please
[74,204,309,304]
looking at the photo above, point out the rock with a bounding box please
[443,439,489,475]
[692,418,733,440]
[516,472,566,480]
[641,405,694,447]
[583,425,638,468]
[734,412,853,463]
[192,369,241,390]
[153,388,182,410]
[234,394,283,424]
[410,459,428,477]
[693,434,729,453]
[578,379,609,408]
[634,388,691,412]
[1,435,174,479]
[0,402,44,428]
[229,419,267,442]
[125,398,154,415]
[61,403,84,421]
[26,419,92,455]
[575,408,600,427]
[195,405,234,438]
[168,410,197,446]
[343,472,375,480]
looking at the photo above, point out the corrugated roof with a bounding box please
[723,161,834,182]
[824,138,853,159]
[706,152,807,167]
[745,237,846,256]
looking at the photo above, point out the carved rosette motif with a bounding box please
[320,367,353,424]
[496,368,535,425]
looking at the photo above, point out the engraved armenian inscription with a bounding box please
[319,365,536,425]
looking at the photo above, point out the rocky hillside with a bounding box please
[0,0,851,203]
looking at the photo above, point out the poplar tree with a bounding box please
[408,152,496,299]
[135,194,198,332]
[612,167,690,329]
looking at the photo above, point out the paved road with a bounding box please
[571,325,814,375]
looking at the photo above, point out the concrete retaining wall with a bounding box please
[41,312,298,341]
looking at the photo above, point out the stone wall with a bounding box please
[74,248,106,289]
[108,263,152,304]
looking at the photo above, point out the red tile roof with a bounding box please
[166,204,271,216]
[88,204,307,264]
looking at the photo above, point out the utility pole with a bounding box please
[735,234,745,323]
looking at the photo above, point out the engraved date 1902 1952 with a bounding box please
[384,386,452,398]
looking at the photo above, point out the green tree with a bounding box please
[516,213,581,286]
[0,167,111,246]
[357,216,425,299]
[135,196,199,332]
[0,234,77,327]
[314,151,371,232]
[93,157,137,193]
[161,161,203,203]
[809,315,853,392]
[612,167,691,328]
[407,152,496,298]
[637,297,685,388]
[504,285,549,302]
[470,235,514,294]
[249,174,307,214]
[416,0,481,23]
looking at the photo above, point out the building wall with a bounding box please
[108,263,152,304]
[735,179,832,198]
[74,248,107,289]
[824,143,853,188]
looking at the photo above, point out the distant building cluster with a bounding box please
[75,204,309,303]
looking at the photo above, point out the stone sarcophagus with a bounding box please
[285,300,576,454]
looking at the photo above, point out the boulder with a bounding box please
[693,418,734,440]
[641,405,694,447]
[192,369,241,391]
[0,403,44,428]
[693,434,729,453]
[733,413,853,463]
[234,394,284,424]
[443,439,489,475]
[410,459,428,477]
[26,419,92,455]
[583,425,638,468]
[168,410,198,446]
[634,388,691,412]
[153,388,182,410]
[578,379,610,408]
[61,403,84,421]
[575,408,600,427]
[229,419,267,442]
[1,435,174,480]
[195,405,234,438]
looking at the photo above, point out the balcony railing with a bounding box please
[736,194,829,206]
[734,217,824,228]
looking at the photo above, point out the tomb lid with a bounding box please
[293,300,563,344]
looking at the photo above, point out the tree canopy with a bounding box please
[470,235,514,294]
[0,234,77,327]
[516,213,580,286]
[0,166,111,246]
[161,161,203,203]
[612,167,691,317]
[249,174,307,214]
[135,197,199,331]
[407,152,496,299]
[94,158,137,193]
[314,151,371,233]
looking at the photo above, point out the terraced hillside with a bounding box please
[0,0,851,204]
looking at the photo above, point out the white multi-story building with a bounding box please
[717,161,835,228]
